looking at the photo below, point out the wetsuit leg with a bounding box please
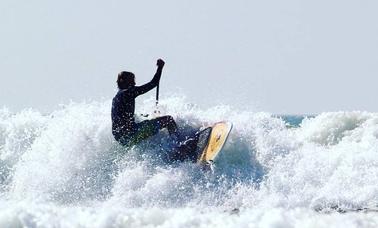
[125,115,177,145]
[154,116,178,136]
[115,116,178,146]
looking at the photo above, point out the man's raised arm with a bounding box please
[134,59,165,96]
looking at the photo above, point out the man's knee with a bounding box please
[166,115,175,123]
[158,115,174,124]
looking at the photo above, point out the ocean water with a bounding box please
[1,96,378,228]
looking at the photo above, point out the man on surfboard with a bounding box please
[111,59,179,146]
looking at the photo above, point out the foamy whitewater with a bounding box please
[1,96,378,228]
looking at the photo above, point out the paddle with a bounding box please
[154,75,161,116]
[156,82,160,107]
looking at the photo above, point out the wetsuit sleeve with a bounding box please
[132,66,163,97]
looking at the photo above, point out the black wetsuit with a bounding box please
[112,66,162,141]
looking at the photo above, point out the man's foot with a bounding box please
[179,138,196,146]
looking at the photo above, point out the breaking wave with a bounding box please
[1,96,378,227]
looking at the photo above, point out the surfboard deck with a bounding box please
[196,121,233,165]
[169,121,232,165]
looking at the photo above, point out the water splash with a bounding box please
[1,98,378,227]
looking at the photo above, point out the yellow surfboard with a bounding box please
[197,121,233,164]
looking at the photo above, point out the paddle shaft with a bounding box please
[156,82,160,107]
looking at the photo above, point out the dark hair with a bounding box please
[117,71,135,89]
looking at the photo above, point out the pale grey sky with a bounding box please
[1,0,378,114]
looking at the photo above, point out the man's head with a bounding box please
[117,71,135,89]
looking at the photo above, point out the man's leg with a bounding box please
[132,115,179,144]
[155,116,178,136]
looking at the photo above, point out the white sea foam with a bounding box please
[1,97,378,227]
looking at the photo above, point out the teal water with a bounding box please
[280,115,314,127]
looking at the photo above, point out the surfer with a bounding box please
[111,59,179,146]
